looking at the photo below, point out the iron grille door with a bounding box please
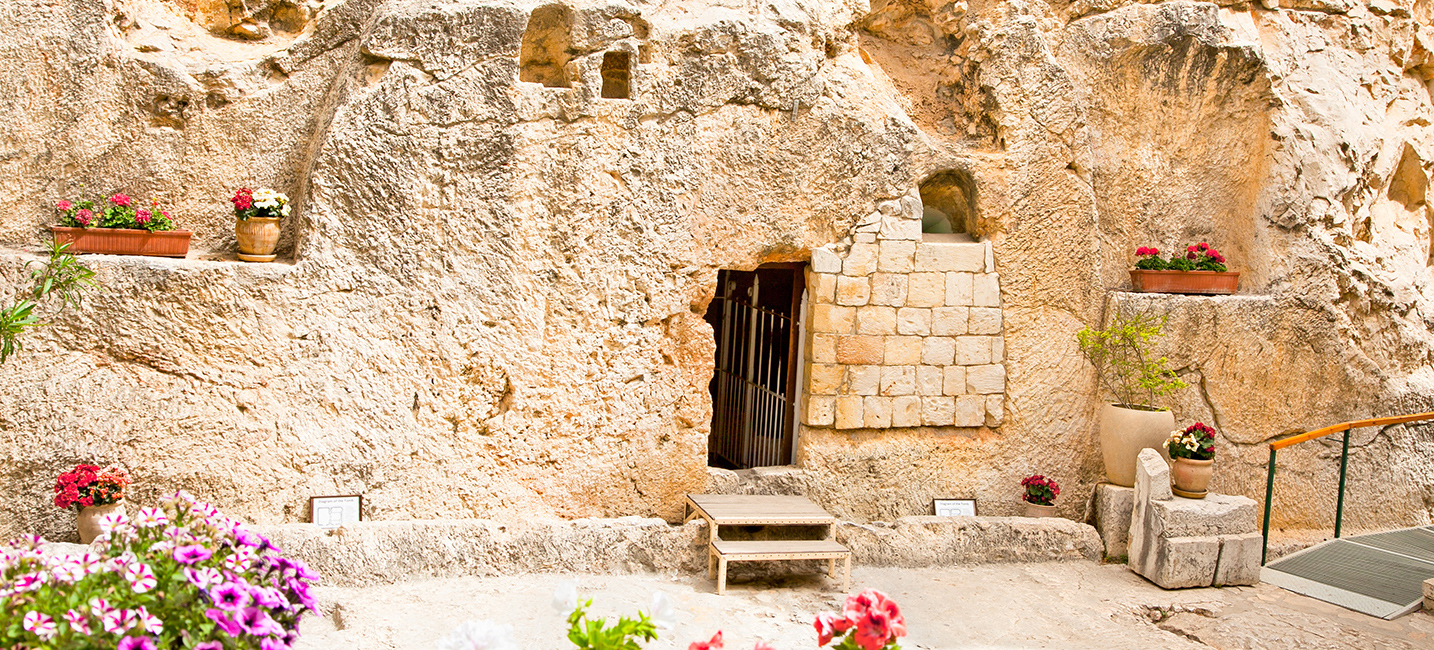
[708,266,804,469]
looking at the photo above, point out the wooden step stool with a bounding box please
[684,494,851,595]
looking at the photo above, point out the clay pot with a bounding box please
[51,226,191,258]
[77,502,125,544]
[1024,501,1057,518]
[1171,457,1215,499]
[1129,270,1239,295]
[235,217,281,262]
[1099,404,1176,487]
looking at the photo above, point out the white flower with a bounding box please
[437,620,518,650]
[253,188,277,201]
[649,591,676,630]
[275,192,289,203]
[281,204,291,216]
[552,580,579,614]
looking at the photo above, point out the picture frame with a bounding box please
[933,498,978,517]
[309,495,363,529]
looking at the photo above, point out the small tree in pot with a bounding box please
[1077,311,1188,487]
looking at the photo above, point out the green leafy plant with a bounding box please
[1134,244,1227,272]
[1076,312,1187,410]
[1166,422,1217,460]
[0,240,97,363]
[565,598,659,650]
[58,194,175,232]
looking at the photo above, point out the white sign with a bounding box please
[933,499,977,517]
[310,495,362,529]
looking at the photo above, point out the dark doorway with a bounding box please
[705,265,805,469]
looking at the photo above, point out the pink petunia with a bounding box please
[63,609,90,635]
[102,608,136,635]
[136,605,163,635]
[22,611,57,640]
[125,562,156,593]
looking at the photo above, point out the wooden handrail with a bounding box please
[1269,411,1434,450]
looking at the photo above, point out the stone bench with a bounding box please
[1128,448,1262,589]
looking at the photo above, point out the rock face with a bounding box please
[2,0,1434,541]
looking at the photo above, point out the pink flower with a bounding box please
[57,200,72,211]
[173,544,212,565]
[110,193,131,207]
[63,609,90,635]
[136,209,152,224]
[22,611,57,640]
[815,612,852,646]
[205,609,243,637]
[753,643,775,650]
[117,636,156,650]
[136,605,163,635]
[76,209,93,226]
[90,597,114,619]
[689,631,724,650]
[125,562,156,593]
[102,608,137,635]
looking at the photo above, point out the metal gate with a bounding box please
[707,265,805,469]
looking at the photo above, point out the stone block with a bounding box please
[1129,449,1172,580]
[922,337,955,365]
[811,248,842,274]
[973,273,1000,306]
[855,232,877,244]
[836,276,870,306]
[955,337,990,365]
[896,307,931,336]
[931,306,968,336]
[810,334,836,364]
[966,364,1006,394]
[856,306,897,335]
[1136,535,1222,589]
[984,240,995,273]
[916,365,944,396]
[877,240,916,273]
[1214,532,1262,587]
[846,365,880,396]
[836,335,884,365]
[885,336,923,365]
[1150,494,1259,538]
[868,273,908,307]
[811,304,855,334]
[808,363,843,395]
[805,395,835,426]
[953,395,985,427]
[985,395,1004,427]
[990,335,1005,362]
[835,396,864,430]
[891,396,922,427]
[922,397,955,426]
[863,396,893,428]
[843,243,878,276]
[854,211,881,233]
[881,216,921,241]
[969,307,1003,335]
[915,242,985,272]
[1425,578,1434,612]
[942,366,967,395]
[907,273,945,307]
[809,273,837,304]
[945,273,973,306]
[1093,483,1134,560]
[880,365,916,396]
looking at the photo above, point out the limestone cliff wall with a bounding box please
[1,0,1431,540]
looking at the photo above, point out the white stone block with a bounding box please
[973,273,1000,306]
[896,307,931,336]
[856,306,897,335]
[1214,532,1263,587]
[810,304,855,334]
[984,395,1004,427]
[809,273,837,304]
[808,363,843,395]
[907,273,945,307]
[846,365,881,396]
[835,396,864,429]
[877,240,916,273]
[863,396,893,428]
[916,365,944,396]
[955,337,990,365]
[969,307,1003,335]
[1093,483,1134,560]
[836,276,870,306]
[953,395,985,427]
[966,364,1006,394]
[811,248,842,274]
[1151,494,1259,538]
[884,336,922,365]
[892,396,922,427]
[880,216,921,241]
[990,335,1005,362]
[984,240,994,273]
[855,232,877,243]
[922,337,956,365]
[805,395,835,426]
[922,397,955,426]
[810,334,836,364]
[942,366,967,395]
[854,211,881,232]
[946,273,974,306]
[915,242,985,272]
[931,306,968,336]
[843,243,878,276]
[869,273,908,307]
[1138,535,1222,589]
[880,365,916,396]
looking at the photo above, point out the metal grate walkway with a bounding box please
[1262,526,1434,619]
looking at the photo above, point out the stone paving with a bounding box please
[295,561,1434,649]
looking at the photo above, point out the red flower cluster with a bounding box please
[109,193,131,207]
[1135,246,1160,256]
[1185,242,1225,263]
[814,589,906,650]
[689,631,723,650]
[1021,474,1060,506]
[53,464,130,510]
[231,187,254,211]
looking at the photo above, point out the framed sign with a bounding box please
[933,498,977,517]
[309,495,362,529]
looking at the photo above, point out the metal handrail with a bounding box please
[1260,411,1434,564]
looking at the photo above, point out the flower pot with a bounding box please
[51,227,191,258]
[235,217,281,262]
[1099,403,1176,487]
[1129,270,1239,295]
[1170,457,1214,499]
[77,501,125,544]
[1024,501,1057,518]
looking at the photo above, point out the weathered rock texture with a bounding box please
[2,0,1434,540]
[1128,449,1261,588]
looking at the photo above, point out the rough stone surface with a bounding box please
[1093,483,1134,560]
[1129,450,1260,589]
[1214,531,1264,587]
[1150,493,1258,538]
[1425,576,1433,612]
[4,0,1434,539]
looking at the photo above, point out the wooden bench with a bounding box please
[684,494,851,595]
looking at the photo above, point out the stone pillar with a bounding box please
[1092,483,1134,560]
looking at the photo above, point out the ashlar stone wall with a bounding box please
[802,191,1006,432]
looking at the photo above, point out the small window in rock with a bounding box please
[919,170,978,241]
[600,51,632,99]
[519,4,574,88]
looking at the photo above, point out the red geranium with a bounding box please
[1021,474,1060,506]
[814,589,906,650]
[231,187,254,211]
[53,463,129,510]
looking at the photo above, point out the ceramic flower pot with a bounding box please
[1099,404,1175,487]
[1024,501,1057,518]
[1170,457,1214,499]
[1129,270,1239,295]
[77,501,125,544]
[235,216,281,262]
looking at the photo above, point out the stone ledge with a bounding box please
[837,516,1104,566]
[1151,493,1258,538]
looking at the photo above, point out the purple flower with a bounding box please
[240,607,284,637]
[260,637,290,650]
[250,585,287,609]
[235,529,267,549]
[195,643,223,650]
[211,582,252,611]
[205,609,242,637]
[117,636,156,650]
[174,545,212,565]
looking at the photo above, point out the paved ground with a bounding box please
[294,561,1434,649]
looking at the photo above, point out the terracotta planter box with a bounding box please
[1129,269,1239,295]
[52,227,191,258]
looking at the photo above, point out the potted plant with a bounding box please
[52,194,191,257]
[1077,311,1188,487]
[1020,474,1060,517]
[52,464,129,543]
[231,187,289,262]
[1166,422,1217,498]
[1129,243,1239,294]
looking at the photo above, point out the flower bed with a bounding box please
[51,194,191,258]
[1130,243,1238,295]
